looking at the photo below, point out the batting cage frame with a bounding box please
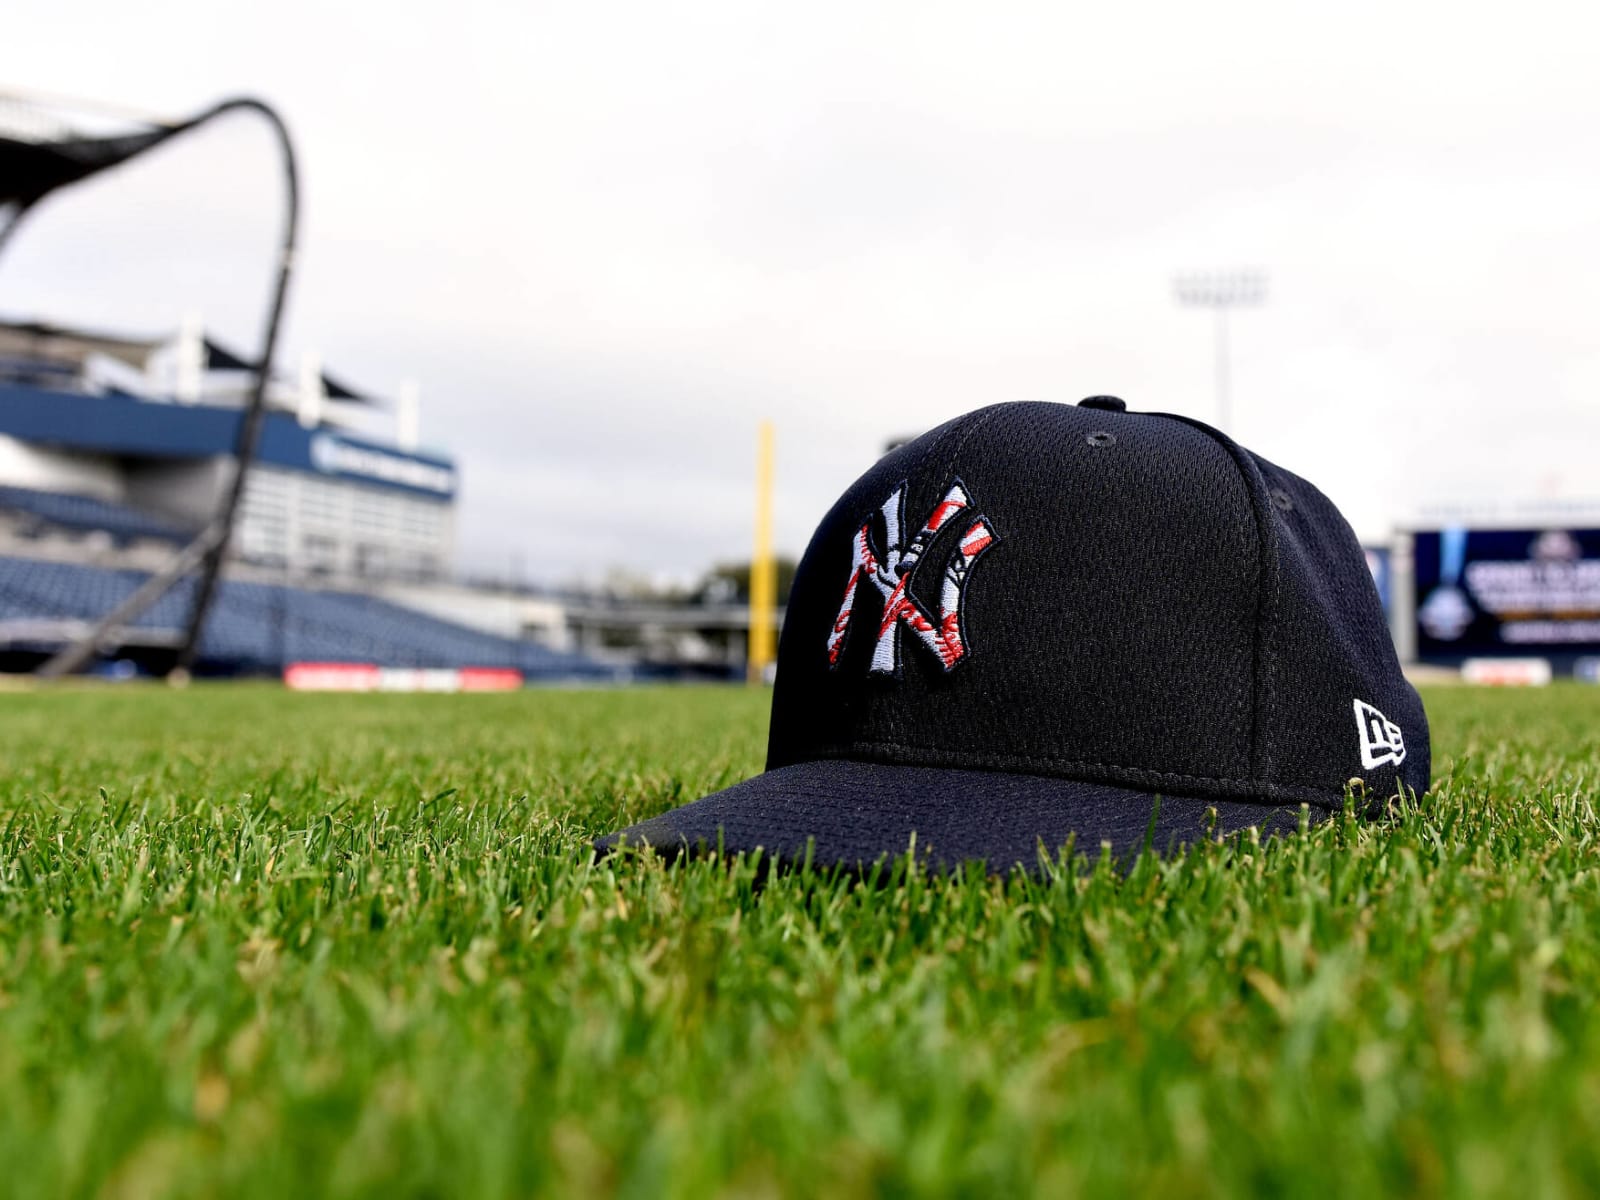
[0,89,300,678]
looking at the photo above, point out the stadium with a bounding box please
[0,315,617,682]
[4,13,1600,1200]
[6,317,1596,688]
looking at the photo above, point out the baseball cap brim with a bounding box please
[595,759,1314,874]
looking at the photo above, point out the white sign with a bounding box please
[1461,658,1553,687]
[309,433,455,495]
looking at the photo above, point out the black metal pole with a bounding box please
[26,96,301,680]
[173,97,299,674]
[0,202,34,260]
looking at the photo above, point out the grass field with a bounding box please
[1,683,1597,1198]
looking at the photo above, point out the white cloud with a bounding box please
[4,0,1599,577]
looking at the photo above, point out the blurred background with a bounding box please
[1,0,1597,686]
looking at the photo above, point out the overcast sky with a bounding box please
[4,1,1598,584]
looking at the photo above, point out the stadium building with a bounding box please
[0,316,612,681]
[0,317,454,581]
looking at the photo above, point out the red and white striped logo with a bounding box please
[827,479,999,675]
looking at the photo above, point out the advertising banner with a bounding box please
[1413,528,1600,659]
[284,663,523,692]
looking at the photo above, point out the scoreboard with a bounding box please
[1413,527,1600,661]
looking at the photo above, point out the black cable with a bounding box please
[173,98,299,674]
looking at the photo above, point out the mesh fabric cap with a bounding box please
[600,400,1430,871]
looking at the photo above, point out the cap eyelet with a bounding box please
[1270,487,1294,512]
[1086,431,1116,448]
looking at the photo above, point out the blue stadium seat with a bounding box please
[0,486,196,544]
[0,555,615,679]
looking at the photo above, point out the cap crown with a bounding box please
[768,401,1429,810]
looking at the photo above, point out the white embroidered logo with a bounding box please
[827,479,999,675]
[1353,698,1405,769]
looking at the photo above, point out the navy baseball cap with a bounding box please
[600,398,1430,871]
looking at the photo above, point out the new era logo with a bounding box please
[1353,698,1405,769]
[828,478,999,675]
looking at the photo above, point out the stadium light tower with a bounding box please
[1173,269,1267,435]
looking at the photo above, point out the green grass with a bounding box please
[1,683,1598,1198]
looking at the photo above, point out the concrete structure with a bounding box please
[0,319,455,582]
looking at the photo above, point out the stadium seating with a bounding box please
[0,485,196,544]
[0,555,615,679]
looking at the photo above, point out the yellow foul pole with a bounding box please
[748,421,777,684]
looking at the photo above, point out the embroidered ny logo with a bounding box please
[827,479,999,675]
